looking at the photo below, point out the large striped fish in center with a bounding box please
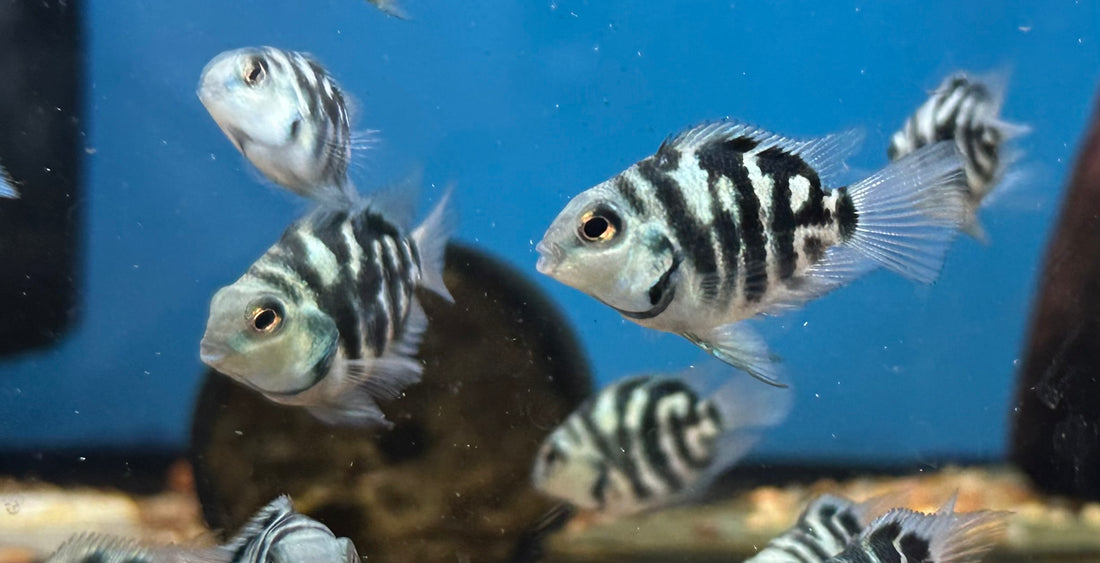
[536,121,968,385]
[199,190,452,428]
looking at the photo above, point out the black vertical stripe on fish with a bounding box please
[818,504,852,544]
[611,376,654,500]
[721,136,760,153]
[347,214,390,355]
[833,188,858,241]
[636,158,718,281]
[898,530,931,562]
[861,521,905,563]
[731,155,768,301]
[283,231,364,362]
[380,238,408,341]
[289,59,320,120]
[668,398,715,470]
[837,509,862,536]
[654,143,681,171]
[706,171,741,303]
[639,381,694,491]
[694,141,768,301]
[755,147,815,281]
[613,175,646,215]
[311,214,367,361]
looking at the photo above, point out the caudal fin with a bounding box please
[844,140,968,284]
[411,185,455,303]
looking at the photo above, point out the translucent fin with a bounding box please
[368,0,410,19]
[0,162,17,199]
[843,140,968,284]
[45,532,229,563]
[360,169,424,229]
[848,495,1010,563]
[666,119,865,186]
[769,245,878,312]
[706,369,793,429]
[307,389,392,429]
[411,184,455,302]
[683,323,786,387]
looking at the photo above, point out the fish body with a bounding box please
[199,190,452,428]
[0,161,17,198]
[45,496,358,563]
[888,71,1029,240]
[198,46,360,205]
[531,366,790,518]
[747,494,889,563]
[824,497,1008,563]
[536,121,968,385]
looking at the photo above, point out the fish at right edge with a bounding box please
[0,161,17,199]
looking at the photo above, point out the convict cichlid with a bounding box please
[198,46,372,205]
[45,496,359,563]
[199,188,452,428]
[536,120,969,386]
[531,364,790,518]
[888,70,1030,241]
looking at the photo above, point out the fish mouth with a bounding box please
[535,240,563,274]
[609,254,681,320]
[199,338,228,366]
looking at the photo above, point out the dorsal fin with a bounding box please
[663,119,866,186]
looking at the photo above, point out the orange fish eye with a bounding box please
[249,305,282,334]
[579,210,617,242]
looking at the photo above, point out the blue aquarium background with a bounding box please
[1,0,1097,464]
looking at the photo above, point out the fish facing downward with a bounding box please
[199,189,452,428]
[888,71,1030,240]
[198,46,364,205]
[531,366,790,518]
[45,496,359,563]
[823,496,1009,563]
[536,121,969,386]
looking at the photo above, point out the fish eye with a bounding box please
[248,298,284,334]
[578,207,620,243]
[243,57,266,86]
[542,446,563,468]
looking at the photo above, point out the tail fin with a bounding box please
[844,140,968,284]
[411,185,455,302]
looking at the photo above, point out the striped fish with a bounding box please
[536,120,969,386]
[888,71,1029,240]
[199,189,452,428]
[823,497,1008,563]
[44,496,358,563]
[199,46,370,205]
[0,160,17,199]
[531,366,790,518]
[746,494,889,563]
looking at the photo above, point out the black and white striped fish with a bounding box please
[0,160,17,199]
[199,189,452,428]
[746,494,890,563]
[888,71,1029,240]
[198,46,370,205]
[531,366,790,518]
[536,121,968,385]
[823,497,1008,563]
[44,496,359,563]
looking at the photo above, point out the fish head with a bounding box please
[197,47,305,155]
[200,279,338,395]
[536,181,679,318]
[531,424,607,511]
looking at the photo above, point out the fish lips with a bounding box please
[534,239,563,275]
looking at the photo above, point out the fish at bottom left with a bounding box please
[43,496,358,563]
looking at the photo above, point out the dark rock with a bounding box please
[190,243,592,563]
[1011,88,1100,499]
[0,1,85,356]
